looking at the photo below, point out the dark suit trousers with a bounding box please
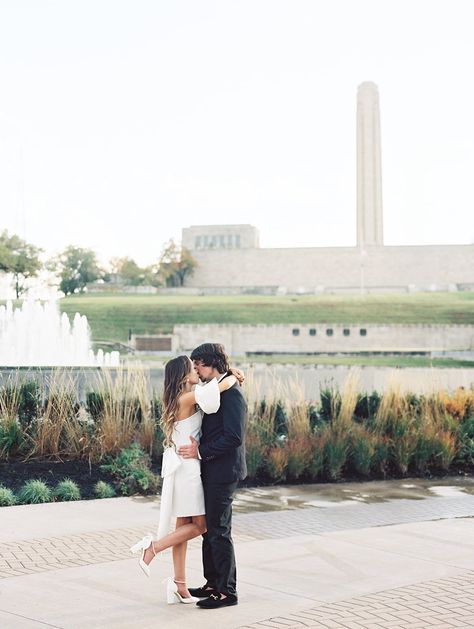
[202,479,239,596]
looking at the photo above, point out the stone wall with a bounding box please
[184,244,474,293]
[146,365,474,399]
[173,323,474,355]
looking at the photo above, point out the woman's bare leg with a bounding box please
[143,514,206,570]
[173,518,191,597]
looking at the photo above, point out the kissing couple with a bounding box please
[130,342,247,609]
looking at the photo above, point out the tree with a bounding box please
[109,257,151,286]
[158,240,197,287]
[0,231,43,298]
[51,246,103,295]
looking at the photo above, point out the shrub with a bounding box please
[308,432,326,480]
[391,426,416,475]
[101,442,160,495]
[307,404,321,431]
[372,435,390,477]
[151,395,163,421]
[0,484,17,507]
[374,386,416,475]
[350,425,376,476]
[321,375,358,480]
[324,430,350,480]
[86,391,105,422]
[319,387,341,422]
[286,436,312,481]
[0,383,20,422]
[0,419,24,460]
[374,385,409,437]
[245,428,266,479]
[32,371,80,459]
[18,381,41,428]
[413,429,436,473]
[456,416,474,467]
[254,399,281,445]
[0,380,24,460]
[264,445,288,483]
[92,367,148,461]
[151,395,165,461]
[17,479,52,504]
[53,479,81,501]
[432,431,458,471]
[287,403,311,439]
[94,480,116,499]
[274,400,289,436]
[354,391,381,425]
[441,387,473,421]
[151,423,165,462]
[136,396,155,459]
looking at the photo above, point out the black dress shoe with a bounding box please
[197,593,238,609]
[188,584,217,598]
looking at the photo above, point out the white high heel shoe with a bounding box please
[166,578,200,605]
[129,534,157,577]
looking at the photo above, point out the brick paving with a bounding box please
[0,526,148,579]
[232,494,474,540]
[238,571,474,629]
[1,492,474,580]
[1,491,474,628]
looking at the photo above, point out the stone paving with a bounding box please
[0,527,149,579]
[1,484,474,628]
[239,571,474,628]
[2,493,474,580]
[232,494,474,540]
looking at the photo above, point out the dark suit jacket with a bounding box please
[199,381,247,484]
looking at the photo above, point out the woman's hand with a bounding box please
[229,367,245,386]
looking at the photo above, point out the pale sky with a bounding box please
[0,0,473,267]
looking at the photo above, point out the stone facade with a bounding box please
[180,82,474,294]
[183,243,474,293]
[173,323,474,355]
[182,224,259,251]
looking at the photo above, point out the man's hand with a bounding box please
[178,435,199,459]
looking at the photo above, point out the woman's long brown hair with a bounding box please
[161,355,191,448]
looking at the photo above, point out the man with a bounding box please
[178,342,247,609]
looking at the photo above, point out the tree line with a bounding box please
[0,230,197,297]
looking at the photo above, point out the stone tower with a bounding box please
[357,82,384,247]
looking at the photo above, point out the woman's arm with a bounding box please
[176,375,237,418]
[229,367,245,386]
[218,374,237,392]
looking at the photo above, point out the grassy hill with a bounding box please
[58,292,474,343]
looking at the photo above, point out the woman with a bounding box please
[130,355,242,605]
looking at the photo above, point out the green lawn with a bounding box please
[57,292,474,343]
[126,353,473,369]
[243,354,474,368]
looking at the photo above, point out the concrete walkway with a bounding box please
[1,482,474,628]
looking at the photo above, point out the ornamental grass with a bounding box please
[0,367,473,485]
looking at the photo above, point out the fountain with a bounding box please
[0,300,120,367]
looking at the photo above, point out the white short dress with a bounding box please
[156,378,220,539]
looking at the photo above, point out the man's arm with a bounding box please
[198,387,246,462]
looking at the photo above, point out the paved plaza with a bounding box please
[1,480,474,628]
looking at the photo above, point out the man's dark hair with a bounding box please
[190,343,230,373]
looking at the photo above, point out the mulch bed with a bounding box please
[2,459,465,503]
[0,459,124,499]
